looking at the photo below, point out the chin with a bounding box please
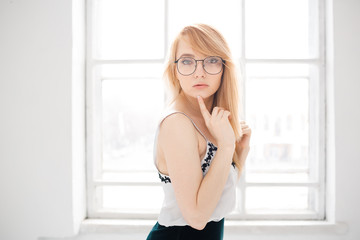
[194,93,212,100]
[182,88,216,100]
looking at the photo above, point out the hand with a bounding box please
[197,96,236,150]
[236,120,251,149]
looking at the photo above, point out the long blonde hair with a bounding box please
[163,24,244,173]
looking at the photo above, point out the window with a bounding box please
[86,0,326,220]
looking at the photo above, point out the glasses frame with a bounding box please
[174,56,226,76]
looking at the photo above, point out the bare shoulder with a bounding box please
[155,112,200,177]
[158,112,198,147]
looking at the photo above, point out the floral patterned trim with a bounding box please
[158,172,171,183]
[158,142,223,184]
[201,142,218,172]
[231,162,236,169]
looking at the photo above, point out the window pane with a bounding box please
[246,187,310,211]
[246,63,310,77]
[102,171,159,182]
[100,63,164,79]
[245,0,319,59]
[102,79,164,173]
[168,0,242,58]
[246,171,309,183]
[94,0,165,59]
[101,186,163,212]
[245,76,309,180]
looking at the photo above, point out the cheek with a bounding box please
[176,73,190,90]
[212,76,222,91]
[175,71,182,87]
[176,75,185,90]
[178,78,190,91]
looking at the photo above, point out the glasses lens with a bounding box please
[177,57,196,75]
[204,56,223,75]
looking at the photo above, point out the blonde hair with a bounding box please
[163,24,244,173]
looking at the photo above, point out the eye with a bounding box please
[207,57,220,64]
[181,58,194,65]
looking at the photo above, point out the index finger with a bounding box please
[197,95,211,121]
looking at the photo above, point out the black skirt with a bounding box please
[146,218,224,240]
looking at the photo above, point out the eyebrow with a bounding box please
[178,53,195,58]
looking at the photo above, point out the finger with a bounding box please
[241,124,249,128]
[223,111,231,120]
[242,128,252,134]
[197,96,211,121]
[212,107,227,117]
[217,109,225,119]
[212,107,220,117]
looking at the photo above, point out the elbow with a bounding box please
[186,215,208,230]
[181,203,210,230]
[189,220,207,231]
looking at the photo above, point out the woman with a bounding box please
[146,24,251,240]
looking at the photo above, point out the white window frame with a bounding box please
[85,0,326,221]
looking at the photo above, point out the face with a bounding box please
[175,37,223,100]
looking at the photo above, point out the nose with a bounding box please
[194,60,206,78]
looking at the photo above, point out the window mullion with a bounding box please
[245,59,321,64]
[246,182,319,187]
[93,180,162,187]
[86,0,102,218]
[91,59,165,64]
[164,0,169,59]
[317,0,327,220]
[238,0,247,219]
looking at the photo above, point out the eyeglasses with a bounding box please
[174,56,225,76]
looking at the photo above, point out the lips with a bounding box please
[193,83,208,87]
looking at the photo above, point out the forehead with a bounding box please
[176,37,205,59]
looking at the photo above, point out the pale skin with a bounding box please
[156,37,251,230]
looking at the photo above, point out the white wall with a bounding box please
[0,0,86,239]
[331,1,360,239]
[0,0,359,240]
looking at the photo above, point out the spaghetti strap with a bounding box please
[166,111,208,142]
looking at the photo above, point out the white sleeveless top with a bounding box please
[153,111,238,227]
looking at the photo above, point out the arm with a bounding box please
[159,114,234,230]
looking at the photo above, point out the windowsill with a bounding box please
[80,219,348,235]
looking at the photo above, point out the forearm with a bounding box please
[194,146,234,224]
